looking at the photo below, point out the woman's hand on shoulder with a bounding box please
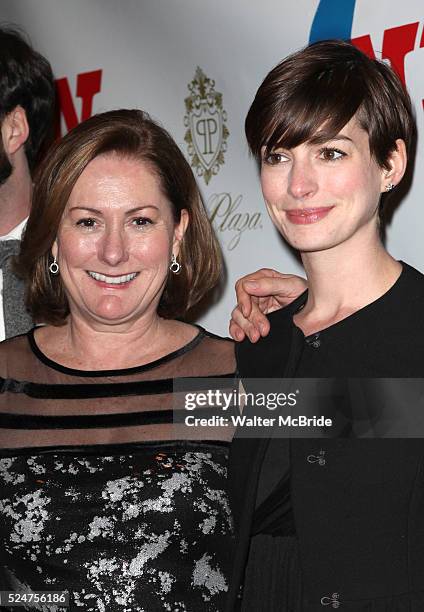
[229,268,307,343]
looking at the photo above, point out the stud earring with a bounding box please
[49,257,59,275]
[385,183,395,192]
[169,253,181,274]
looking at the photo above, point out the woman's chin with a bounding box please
[282,232,340,254]
[83,297,142,324]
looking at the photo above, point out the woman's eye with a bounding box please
[76,218,97,228]
[263,152,289,165]
[319,147,346,161]
[132,217,152,227]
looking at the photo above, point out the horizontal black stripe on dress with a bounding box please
[0,373,235,399]
[0,405,238,429]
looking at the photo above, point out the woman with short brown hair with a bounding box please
[227,40,424,611]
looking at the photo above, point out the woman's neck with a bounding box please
[36,313,197,371]
[296,237,402,336]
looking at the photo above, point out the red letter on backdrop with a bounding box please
[55,69,102,138]
[351,22,419,86]
[421,26,424,110]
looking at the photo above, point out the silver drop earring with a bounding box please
[49,257,59,275]
[169,253,181,274]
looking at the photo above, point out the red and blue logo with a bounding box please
[310,0,423,105]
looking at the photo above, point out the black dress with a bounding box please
[228,262,424,611]
[0,327,236,612]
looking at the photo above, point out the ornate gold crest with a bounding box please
[184,67,229,185]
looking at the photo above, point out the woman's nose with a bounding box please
[287,160,318,200]
[98,228,129,266]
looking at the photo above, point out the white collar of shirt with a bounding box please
[0,217,28,242]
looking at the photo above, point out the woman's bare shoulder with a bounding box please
[187,325,236,376]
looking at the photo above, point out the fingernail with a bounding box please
[245,281,258,289]
[259,323,267,335]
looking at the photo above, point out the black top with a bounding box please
[227,262,424,612]
[0,327,236,612]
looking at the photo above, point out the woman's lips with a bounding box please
[285,206,334,225]
[86,270,139,289]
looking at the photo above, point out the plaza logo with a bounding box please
[184,67,229,185]
[207,192,262,251]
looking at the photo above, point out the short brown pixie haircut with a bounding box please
[245,39,415,170]
[17,109,222,325]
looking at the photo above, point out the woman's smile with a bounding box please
[285,206,335,225]
[86,270,140,288]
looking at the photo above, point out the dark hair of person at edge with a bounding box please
[0,24,55,179]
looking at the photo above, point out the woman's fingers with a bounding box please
[245,275,308,311]
[237,272,308,311]
[231,270,308,343]
[235,269,282,318]
[229,302,270,343]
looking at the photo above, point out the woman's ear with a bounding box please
[172,209,189,256]
[381,139,407,192]
[51,239,58,260]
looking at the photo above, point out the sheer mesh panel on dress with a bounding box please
[0,328,237,450]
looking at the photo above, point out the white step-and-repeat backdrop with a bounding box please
[3,0,423,334]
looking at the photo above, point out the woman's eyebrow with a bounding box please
[68,206,102,214]
[329,135,353,143]
[124,205,159,215]
[310,134,354,145]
